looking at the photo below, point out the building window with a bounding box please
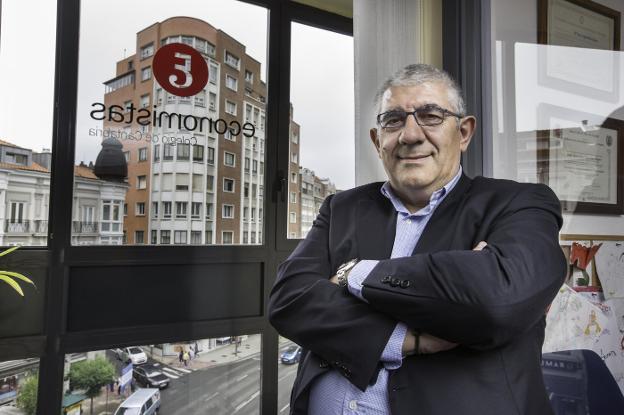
[101,200,122,232]
[246,104,252,122]
[135,202,145,216]
[191,202,201,219]
[151,230,158,244]
[222,204,234,219]
[124,100,132,112]
[225,128,236,141]
[156,88,162,106]
[138,147,147,161]
[206,203,213,219]
[161,230,171,244]
[152,202,159,218]
[140,43,154,59]
[205,230,213,244]
[243,232,249,244]
[252,184,257,198]
[224,51,240,69]
[244,157,250,172]
[223,178,235,193]
[163,201,172,219]
[124,151,130,162]
[292,132,299,144]
[206,175,214,192]
[140,94,149,108]
[251,208,255,221]
[209,92,217,110]
[291,172,297,183]
[209,63,218,84]
[9,201,25,223]
[245,70,253,84]
[243,207,249,220]
[290,192,297,203]
[174,230,187,244]
[137,175,147,189]
[153,144,160,162]
[252,160,258,173]
[192,174,203,192]
[259,208,263,222]
[191,231,202,244]
[207,147,215,164]
[135,230,145,244]
[123,203,128,216]
[164,145,174,160]
[141,66,151,81]
[291,153,298,163]
[222,231,234,244]
[225,74,238,91]
[260,115,265,131]
[251,231,256,244]
[176,202,188,218]
[224,152,236,167]
[195,91,206,107]
[290,212,297,223]
[175,174,189,191]
[259,186,264,197]
[225,100,237,115]
[244,183,249,198]
[260,162,264,175]
[177,144,190,161]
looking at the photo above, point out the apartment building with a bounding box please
[298,166,337,238]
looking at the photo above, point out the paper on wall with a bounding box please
[594,241,624,299]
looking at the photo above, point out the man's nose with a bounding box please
[398,113,425,145]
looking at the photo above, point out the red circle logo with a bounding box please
[153,43,209,97]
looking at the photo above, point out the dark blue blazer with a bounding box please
[269,173,567,415]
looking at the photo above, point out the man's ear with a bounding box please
[370,128,381,156]
[458,116,476,152]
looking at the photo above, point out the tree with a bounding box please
[68,356,115,414]
[16,375,38,415]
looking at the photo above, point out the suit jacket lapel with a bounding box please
[412,174,473,255]
[356,185,396,261]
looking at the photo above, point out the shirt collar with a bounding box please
[381,165,463,216]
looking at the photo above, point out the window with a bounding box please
[124,151,130,162]
[224,152,235,167]
[225,128,235,141]
[164,145,174,160]
[193,144,204,162]
[181,35,193,45]
[260,162,264,174]
[244,157,250,172]
[225,74,238,91]
[151,230,158,244]
[225,51,240,69]
[209,92,217,110]
[123,203,128,216]
[251,208,255,221]
[152,202,159,218]
[223,178,235,192]
[290,212,297,223]
[163,201,172,219]
[259,208,263,222]
[9,201,25,222]
[252,184,257,198]
[101,200,122,232]
[135,202,145,216]
[177,144,190,160]
[160,230,171,244]
[222,231,234,244]
[176,174,189,191]
[206,203,213,219]
[156,88,162,106]
[153,144,160,161]
[209,63,218,84]
[206,175,214,192]
[243,207,249,220]
[254,108,259,125]
[195,91,206,107]
[174,230,187,244]
[246,104,252,121]
[195,38,207,53]
[222,204,234,219]
[138,147,147,161]
[191,202,201,219]
[205,230,213,244]
[260,115,265,131]
[252,160,258,173]
[81,206,95,223]
[124,100,132,112]
[291,153,298,163]
[162,173,173,191]
[225,100,237,115]
[206,42,216,57]
[259,186,264,197]
[244,183,249,197]
[176,202,188,218]
[192,174,203,192]
[140,43,154,59]
[135,230,145,244]
[290,192,297,203]
[140,94,149,108]
[243,232,249,244]
[291,172,297,183]
[245,70,253,83]
[292,132,298,144]
[251,231,256,244]
[137,175,147,189]
[191,231,202,244]
[141,66,151,81]
[207,147,215,164]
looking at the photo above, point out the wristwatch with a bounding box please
[336,258,359,288]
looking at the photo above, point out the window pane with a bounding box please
[278,339,300,414]
[72,0,267,245]
[61,335,260,414]
[287,23,349,239]
[0,0,56,247]
[0,358,40,410]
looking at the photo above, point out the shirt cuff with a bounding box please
[380,322,407,369]
[347,260,378,301]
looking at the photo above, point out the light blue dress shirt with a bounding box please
[308,166,463,415]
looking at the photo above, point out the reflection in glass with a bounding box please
[62,335,261,414]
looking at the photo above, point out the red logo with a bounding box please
[153,43,208,97]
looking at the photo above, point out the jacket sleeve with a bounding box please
[361,183,567,350]
[268,194,398,391]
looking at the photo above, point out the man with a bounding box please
[268,64,566,415]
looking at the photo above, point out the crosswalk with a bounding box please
[151,361,195,379]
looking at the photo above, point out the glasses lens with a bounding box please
[379,110,406,128]
[416,108,445,126]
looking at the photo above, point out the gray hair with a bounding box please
[373,64,466,116]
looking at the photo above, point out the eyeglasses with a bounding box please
[377,104,463,129]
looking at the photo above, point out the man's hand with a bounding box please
[402,241,488,356]
[329,274,339,284]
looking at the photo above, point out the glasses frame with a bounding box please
[377,104,464,129]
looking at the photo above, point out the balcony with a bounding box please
[72,221,99,234]
[4,220,30,233]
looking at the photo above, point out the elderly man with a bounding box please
[269,64,566,415]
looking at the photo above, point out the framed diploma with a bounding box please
[538,0,620,51]
[536,108,624,214]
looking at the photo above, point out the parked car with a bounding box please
[114,388,160,415]
[114,347,148,365]
[133,364,169,389]
[280,345,302,364]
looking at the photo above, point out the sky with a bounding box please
[0,0,355,190]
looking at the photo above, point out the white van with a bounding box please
[114,388,161,415]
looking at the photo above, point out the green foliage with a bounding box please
[16,375,38,415]
[68,356,115,399]
[0,246,36,296]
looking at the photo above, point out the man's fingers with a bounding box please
[473,241,487,251]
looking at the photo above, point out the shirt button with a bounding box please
[349,400,358,410]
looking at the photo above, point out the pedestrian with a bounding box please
[178,348,183,366]
[194,342,200,357]
[183,350,190,367]
[117,382,122,396]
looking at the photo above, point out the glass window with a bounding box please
[174,230,187,244]
[141,66,151,81]
[152,202,159,218]
[223,178,235,192]
[209,63,219,84]
[209,92,217,110]
[177,144,190,161]
[222,204,234,219]
[191,202,201,218]
[160,230,171,244]
[135,202,145,216]
[206,175,214,192]
[195,91,206,107]
[175,202,187,218]
[138,147,147,161]
[207,147,215,164]
[135,230,144,244]
[225,100,237,115]
[190,231,202,244]
[192,174,203,192]
[140,42,154,59]
[163,202,172,219]
[140,94,149,108]
[151,229,157,244]
[176,174,189,191]
[224,152,236,167]
[153,144,160,161]
[164,144,174,160]
[222,231,234,244]
[245,70,254,83]
[226,74,238,91]
[137,175,147,189]
[206,203,213,219]
[225,50,240,69]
